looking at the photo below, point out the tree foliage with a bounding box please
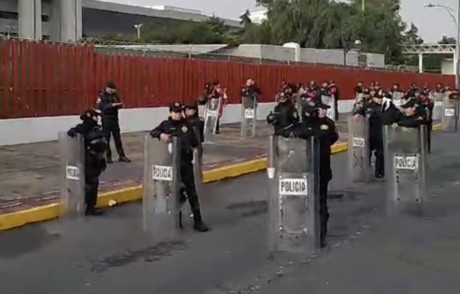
[135,0,448,66]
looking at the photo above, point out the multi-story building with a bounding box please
[0,0,241,42]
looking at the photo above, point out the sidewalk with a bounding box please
[0,118,349,214]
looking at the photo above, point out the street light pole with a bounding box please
[134,24,143,40]
[455,0,460,130]
[425,3,460,130]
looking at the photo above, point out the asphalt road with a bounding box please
[0,132,459,294]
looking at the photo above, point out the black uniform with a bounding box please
[67,109,107,216]
[268,97,299,135]
[302,102,338,248]
[96,82,130,163]
[185,101,205,143]
[150,102,209,232]
[241,84,260,112]
[276,100,338,248]
[355,97,400,178]
[397,99,427,128]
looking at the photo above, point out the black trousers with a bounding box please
[426,122,432,152]
[334,99,339,121]
[85,174,99,211]
[319,177,330,242]
[215,118,220,133]
[102,120,125,159]
[179,163,203,224]
[370,140,384,176]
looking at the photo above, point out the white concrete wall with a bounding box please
[441,58,454,75]
[0,100,355,146]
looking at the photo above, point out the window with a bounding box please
[0,11,49,22]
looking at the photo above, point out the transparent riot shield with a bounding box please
[355,93,363,103]
[267,136,320,252]
[240,95,257,137]
[347,116,371,182]
[58,132,85,217]
[142,135,181,237]
[295,95,304,114]
[321,95,335,121]
[192,126,204,200]
[391,91,404,109]
[384,125,427,214]
[441,96,456,131]
[203,97,221,142]
[431,92,444,120]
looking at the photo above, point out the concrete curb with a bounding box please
[0,124,442,232]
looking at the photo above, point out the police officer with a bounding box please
[354,91,399,178]
[302,100,338,248]
[419,94,433,153]
[67,109,108,216]
[395,99,426,128]
[150,102,209,232]
[96,81,131,164]
[184,100,205,143]
[273,100,338,248]
[266,92,299,135]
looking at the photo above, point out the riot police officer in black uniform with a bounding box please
[302,100,338,248]
[96,81,131,164]
[395,99,426,128]
[150,102,209,232]
[269,100,338,248]
[354,91,399,178]
[184,100,205,143]
[266,92,299,135]
[67,109,108,216]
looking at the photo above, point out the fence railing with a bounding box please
[0,38,454,119]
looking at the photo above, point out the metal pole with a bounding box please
[455,0,460,131]
[362,0,365,12]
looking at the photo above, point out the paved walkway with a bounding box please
[0,118,349,213]
[0,131,455,294]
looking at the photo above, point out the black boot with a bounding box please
[192,208,209,232]
[85,207,104,216]
[119,155,131,163]
[178,211,183,228]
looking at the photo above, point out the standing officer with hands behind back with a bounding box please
[150,102,209,232]
[97,81,131,164]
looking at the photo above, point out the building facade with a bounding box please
[0,0,241,42]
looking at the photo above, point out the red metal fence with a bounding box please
[0,39,455,119]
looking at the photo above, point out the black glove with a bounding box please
[67,129,76,138]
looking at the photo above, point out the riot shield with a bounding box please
[384,125,427,214]
[192,126,204,200]
[267,136,320,252]
[58,132,85,217]
[391,91,404,109]
[347,116,371,182]
[203,97,221,142]
[441,95,456,131]
[240,95,257,137]
[321,95,335,121]
[142,135,181,237]
[431,92,444,120]
[355,93,363,103]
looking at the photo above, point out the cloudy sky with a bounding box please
[103,0,457,42]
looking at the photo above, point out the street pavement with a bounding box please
[0,118,348,213]
[1,131,457,294]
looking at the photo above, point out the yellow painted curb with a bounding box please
[0,124,441,232]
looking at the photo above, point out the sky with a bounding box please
[102,0,458,42]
